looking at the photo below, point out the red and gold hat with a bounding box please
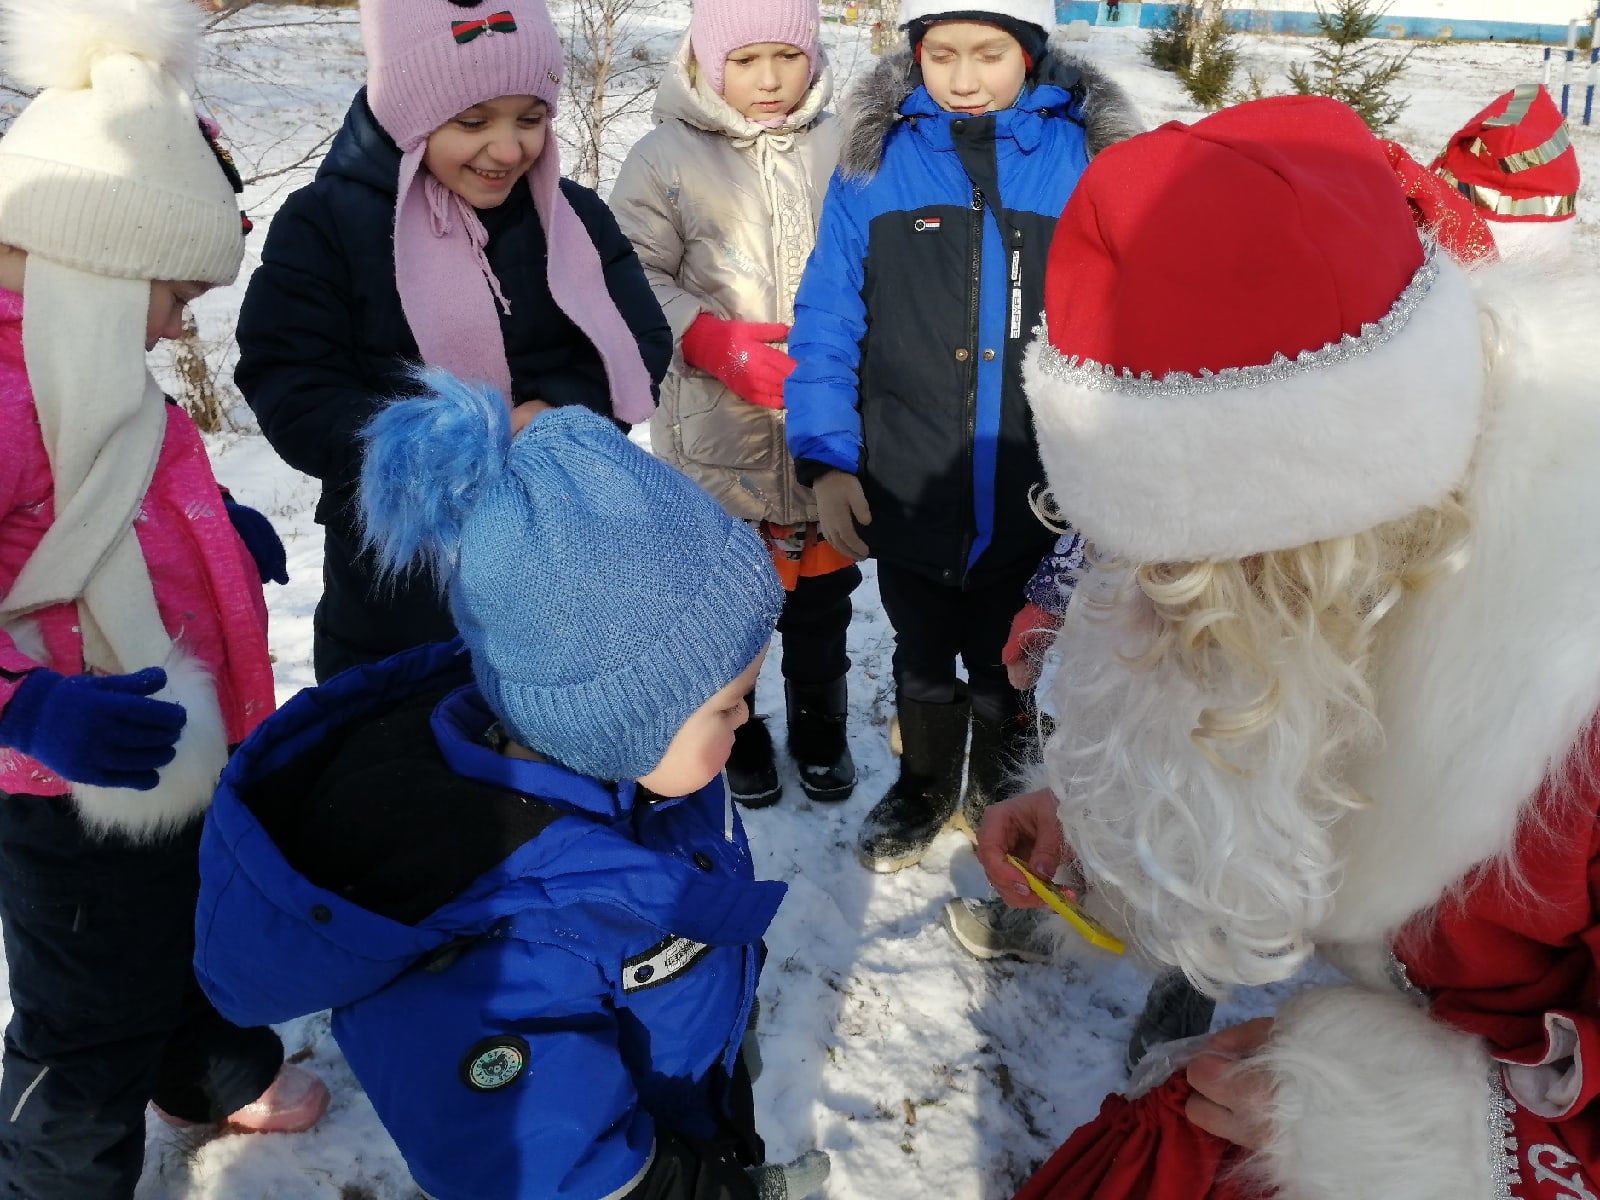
[1023,97,1486,564]
[1434,84,1579,254]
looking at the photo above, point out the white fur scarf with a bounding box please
[0,259,225,840]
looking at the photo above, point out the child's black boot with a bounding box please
[785,677,856,802]
[727,692,782,808]
[856,695,968,872]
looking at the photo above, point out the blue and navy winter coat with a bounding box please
[235,91,674,677]
[785,50,1138,586]
[194,642,782,1200]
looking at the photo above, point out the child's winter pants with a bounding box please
[0,792,283,1199]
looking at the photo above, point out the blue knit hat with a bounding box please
[358,370,784,780]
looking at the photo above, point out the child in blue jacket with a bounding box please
[784,1,1139,872]
[193,374,828,1200]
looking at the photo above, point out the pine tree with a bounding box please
[1145,1,1238,110]
[1288,0,1411,132]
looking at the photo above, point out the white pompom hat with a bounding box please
[0,0,245,284]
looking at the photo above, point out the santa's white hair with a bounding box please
[1043,504,1468,994]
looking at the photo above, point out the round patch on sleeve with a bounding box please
[459,1036,530,1092]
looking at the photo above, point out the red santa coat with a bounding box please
[1018,262,1600,1200]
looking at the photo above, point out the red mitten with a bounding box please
[1013,1076,1251,1200]
[1003,601,1064,669]
[680,314,795,410]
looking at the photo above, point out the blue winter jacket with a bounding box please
[194,642,784,1200]
[786,52,1135,586]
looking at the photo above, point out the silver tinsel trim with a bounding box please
[1385,950,1430,1007]
[1487,1065,1522,1200]
[1033,247,1442,397]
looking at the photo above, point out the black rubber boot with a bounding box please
[856,695,969,873]
[785,677,856,802]
[954,710,1034,842]
[727,693,781,809]
[1125,969,1218,1072]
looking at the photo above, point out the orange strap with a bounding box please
[761,522,856,592]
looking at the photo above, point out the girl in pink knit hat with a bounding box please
[237,0,674,683]
[612,0,863,813]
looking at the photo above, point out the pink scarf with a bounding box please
[391,144,654,424]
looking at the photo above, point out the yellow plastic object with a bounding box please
[1006,856,1126,955]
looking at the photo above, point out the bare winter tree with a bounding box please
[562,0,671,190]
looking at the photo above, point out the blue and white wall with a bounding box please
[1058,1,1592,44]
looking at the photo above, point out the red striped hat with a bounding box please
[1434,84,1579,255]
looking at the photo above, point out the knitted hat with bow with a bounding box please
[359,0,653,423]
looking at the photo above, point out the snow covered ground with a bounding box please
[6,6,1591,1196]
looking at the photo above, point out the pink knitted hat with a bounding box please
[690,0,821,94]
[359,0,652,423]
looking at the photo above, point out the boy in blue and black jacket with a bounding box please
[784,1,1139,871]
[193,374,829,1200]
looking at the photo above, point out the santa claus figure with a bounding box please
[979,95,1600,1200]
[1435,82,1580,258]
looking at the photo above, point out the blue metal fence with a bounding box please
[1057,2,1579,45]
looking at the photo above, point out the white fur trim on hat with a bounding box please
[898,0,1056,30]
[1022,252,1486,563]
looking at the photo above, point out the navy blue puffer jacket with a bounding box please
[235,92,673,676]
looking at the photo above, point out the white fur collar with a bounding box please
[1316,260,1600,943]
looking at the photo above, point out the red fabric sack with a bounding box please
[1013,1076,1258,1200]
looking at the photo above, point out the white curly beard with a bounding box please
[1043,569,1358,994]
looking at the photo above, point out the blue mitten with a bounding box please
[0,667,186,791]
[222,494,289,585]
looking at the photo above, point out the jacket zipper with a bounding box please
[960,187,983,581]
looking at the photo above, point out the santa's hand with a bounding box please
[1185,1018,1276,1150]
[976,787,1070,907]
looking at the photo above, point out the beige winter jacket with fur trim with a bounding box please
[611,38,840,526]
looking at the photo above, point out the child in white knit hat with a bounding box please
[0,2,325,1193]
[612,0,864,813]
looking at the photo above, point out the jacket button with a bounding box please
[692,852,714,873]
[953,119,967,133]
[982,349,996,362]
[311,904,333,924]
[954,347,970,363]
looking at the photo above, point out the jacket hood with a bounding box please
[194,641,783,1028]
[838,38,1143,180]
[317,88,403,197]
[654,34,834,139]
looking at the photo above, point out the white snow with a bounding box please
[7,6,1595,1196]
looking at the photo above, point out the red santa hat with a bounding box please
[1022,96,1486,564]
[1433,83,1579,256]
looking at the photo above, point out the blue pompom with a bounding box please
[358,367,511,586]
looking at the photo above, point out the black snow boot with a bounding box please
[955,709,1036,842]
[727,693,781,809]
[1125,969,1218,1072]
[785,677,856,802]
[856,695,969,873]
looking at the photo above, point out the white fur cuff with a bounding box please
[1253,986,1496,1200]
[72,652,226,842]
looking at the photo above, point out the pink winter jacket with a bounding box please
[0,287,276,797]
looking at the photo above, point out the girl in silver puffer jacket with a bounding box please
[612,0,861,811]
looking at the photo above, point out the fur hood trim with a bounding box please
[1317,259,1600,943]
[837,39,1143,180]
